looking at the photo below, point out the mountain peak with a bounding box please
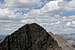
[0,23,61,50]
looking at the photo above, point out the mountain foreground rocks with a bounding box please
[0,23,62,50]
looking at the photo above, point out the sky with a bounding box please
[0,0,75,35]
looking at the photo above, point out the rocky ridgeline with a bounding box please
[0,23,62,50]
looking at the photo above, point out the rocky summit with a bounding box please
[0,23,61,50]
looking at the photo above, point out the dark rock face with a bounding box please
[0,23,61,50]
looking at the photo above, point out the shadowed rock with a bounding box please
[0,23,61,50]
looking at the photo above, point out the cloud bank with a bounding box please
[0,0,75,35]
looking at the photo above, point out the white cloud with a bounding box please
[66,22,71,26]
[18,0,39,4]
[0,8,10,16]
[72,21,75,24]
[50,21,60,25]
[0,8,15,18]
[6,0,40,8]
[0,0,75,35]
[0,20,12,22]
[41,0,65,12]
[21,19,37,24]
[64,0,75,10]
[67,0,75,8]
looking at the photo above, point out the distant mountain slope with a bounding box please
[49,33,75,50]
[0,23,61,50]
[0,35,6,43]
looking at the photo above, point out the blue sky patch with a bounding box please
[63,10,75,16]
[0,0,4,4]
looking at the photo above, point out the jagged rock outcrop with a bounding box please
[0,23,61,50]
